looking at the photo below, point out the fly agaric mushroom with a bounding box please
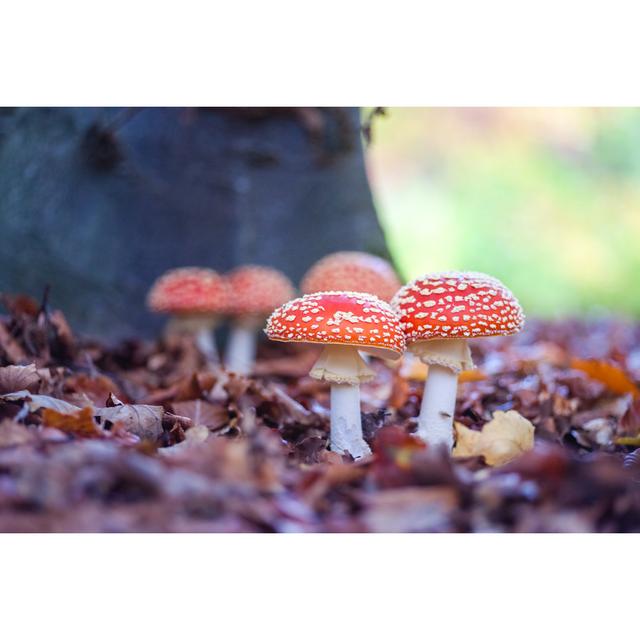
[147,267,230,363]
[301,251,401,302]
[265,291,405,458]
[392,272,524,450]
[225,265,295,375]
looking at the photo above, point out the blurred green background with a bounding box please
[365,108,640,317]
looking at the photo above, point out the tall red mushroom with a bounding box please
[301,251,401,302]
[392,272,524,450]
[266,291,405,458]
[147,267,230,363]
[225,265,295,375]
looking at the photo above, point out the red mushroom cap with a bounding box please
[392,271,524,343]
[265,291,405,359]
[147,267,230,315]
[301,251,401,302]
[226,265,295,317]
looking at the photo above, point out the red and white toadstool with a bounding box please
[301,251,401,302]
[225,265,295,375]
[392,272,524,450]
[265,291,405,458]
[147,267,230,363]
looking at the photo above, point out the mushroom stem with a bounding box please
[310,344,374,459]
[330,383,370,459]
[412,338,474,450]
[194,326,219,364]
[226,323,257,375]
[417,363,458,449]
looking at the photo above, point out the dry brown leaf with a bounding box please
[42,406,101,437]
[159,424,210,457]
[95,404,164,441]
[453,410,535,466]
[172,400,228,429]
[63,373,122,406]
[0,390,81,414]
[0,364,41,393]
[571,358,639,397]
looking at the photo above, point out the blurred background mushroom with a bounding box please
[301,251,401,302]
[147,267,229,363]
[225,265,295,375]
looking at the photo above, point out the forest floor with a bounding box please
[1,294,639,533]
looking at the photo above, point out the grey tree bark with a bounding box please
[0,107,388,339]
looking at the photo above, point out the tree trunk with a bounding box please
[0,107,388,339]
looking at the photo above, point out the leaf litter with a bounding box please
[0,301,639,532]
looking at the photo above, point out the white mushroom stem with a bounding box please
[226,322,258,375]
[330,384,370,459]
[166,315,219,363]
[412,338,474,451]
[310,344,375,459]
[417,363,458,449]
[194,328,219,364]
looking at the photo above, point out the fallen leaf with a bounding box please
[63,373,121,406]
[0,363,41,393]
[172,400,228,429]
[0,390,81,414]
[42,406,101,437]
[571,358,639,397]
[95,404,164,441]
[399,355,428,381]
[159,425,211,457]
[459,369,487,383]
[453,410,535,466]
[398,356,485,383]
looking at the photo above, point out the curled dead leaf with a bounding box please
[0,363,41,393]
[0,390,81,414]
[95,404,164,441]
[453,410,535,466]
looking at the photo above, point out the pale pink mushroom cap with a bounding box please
[147,267,230,315]
[226,265,295,318]
[301,252,401,302]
